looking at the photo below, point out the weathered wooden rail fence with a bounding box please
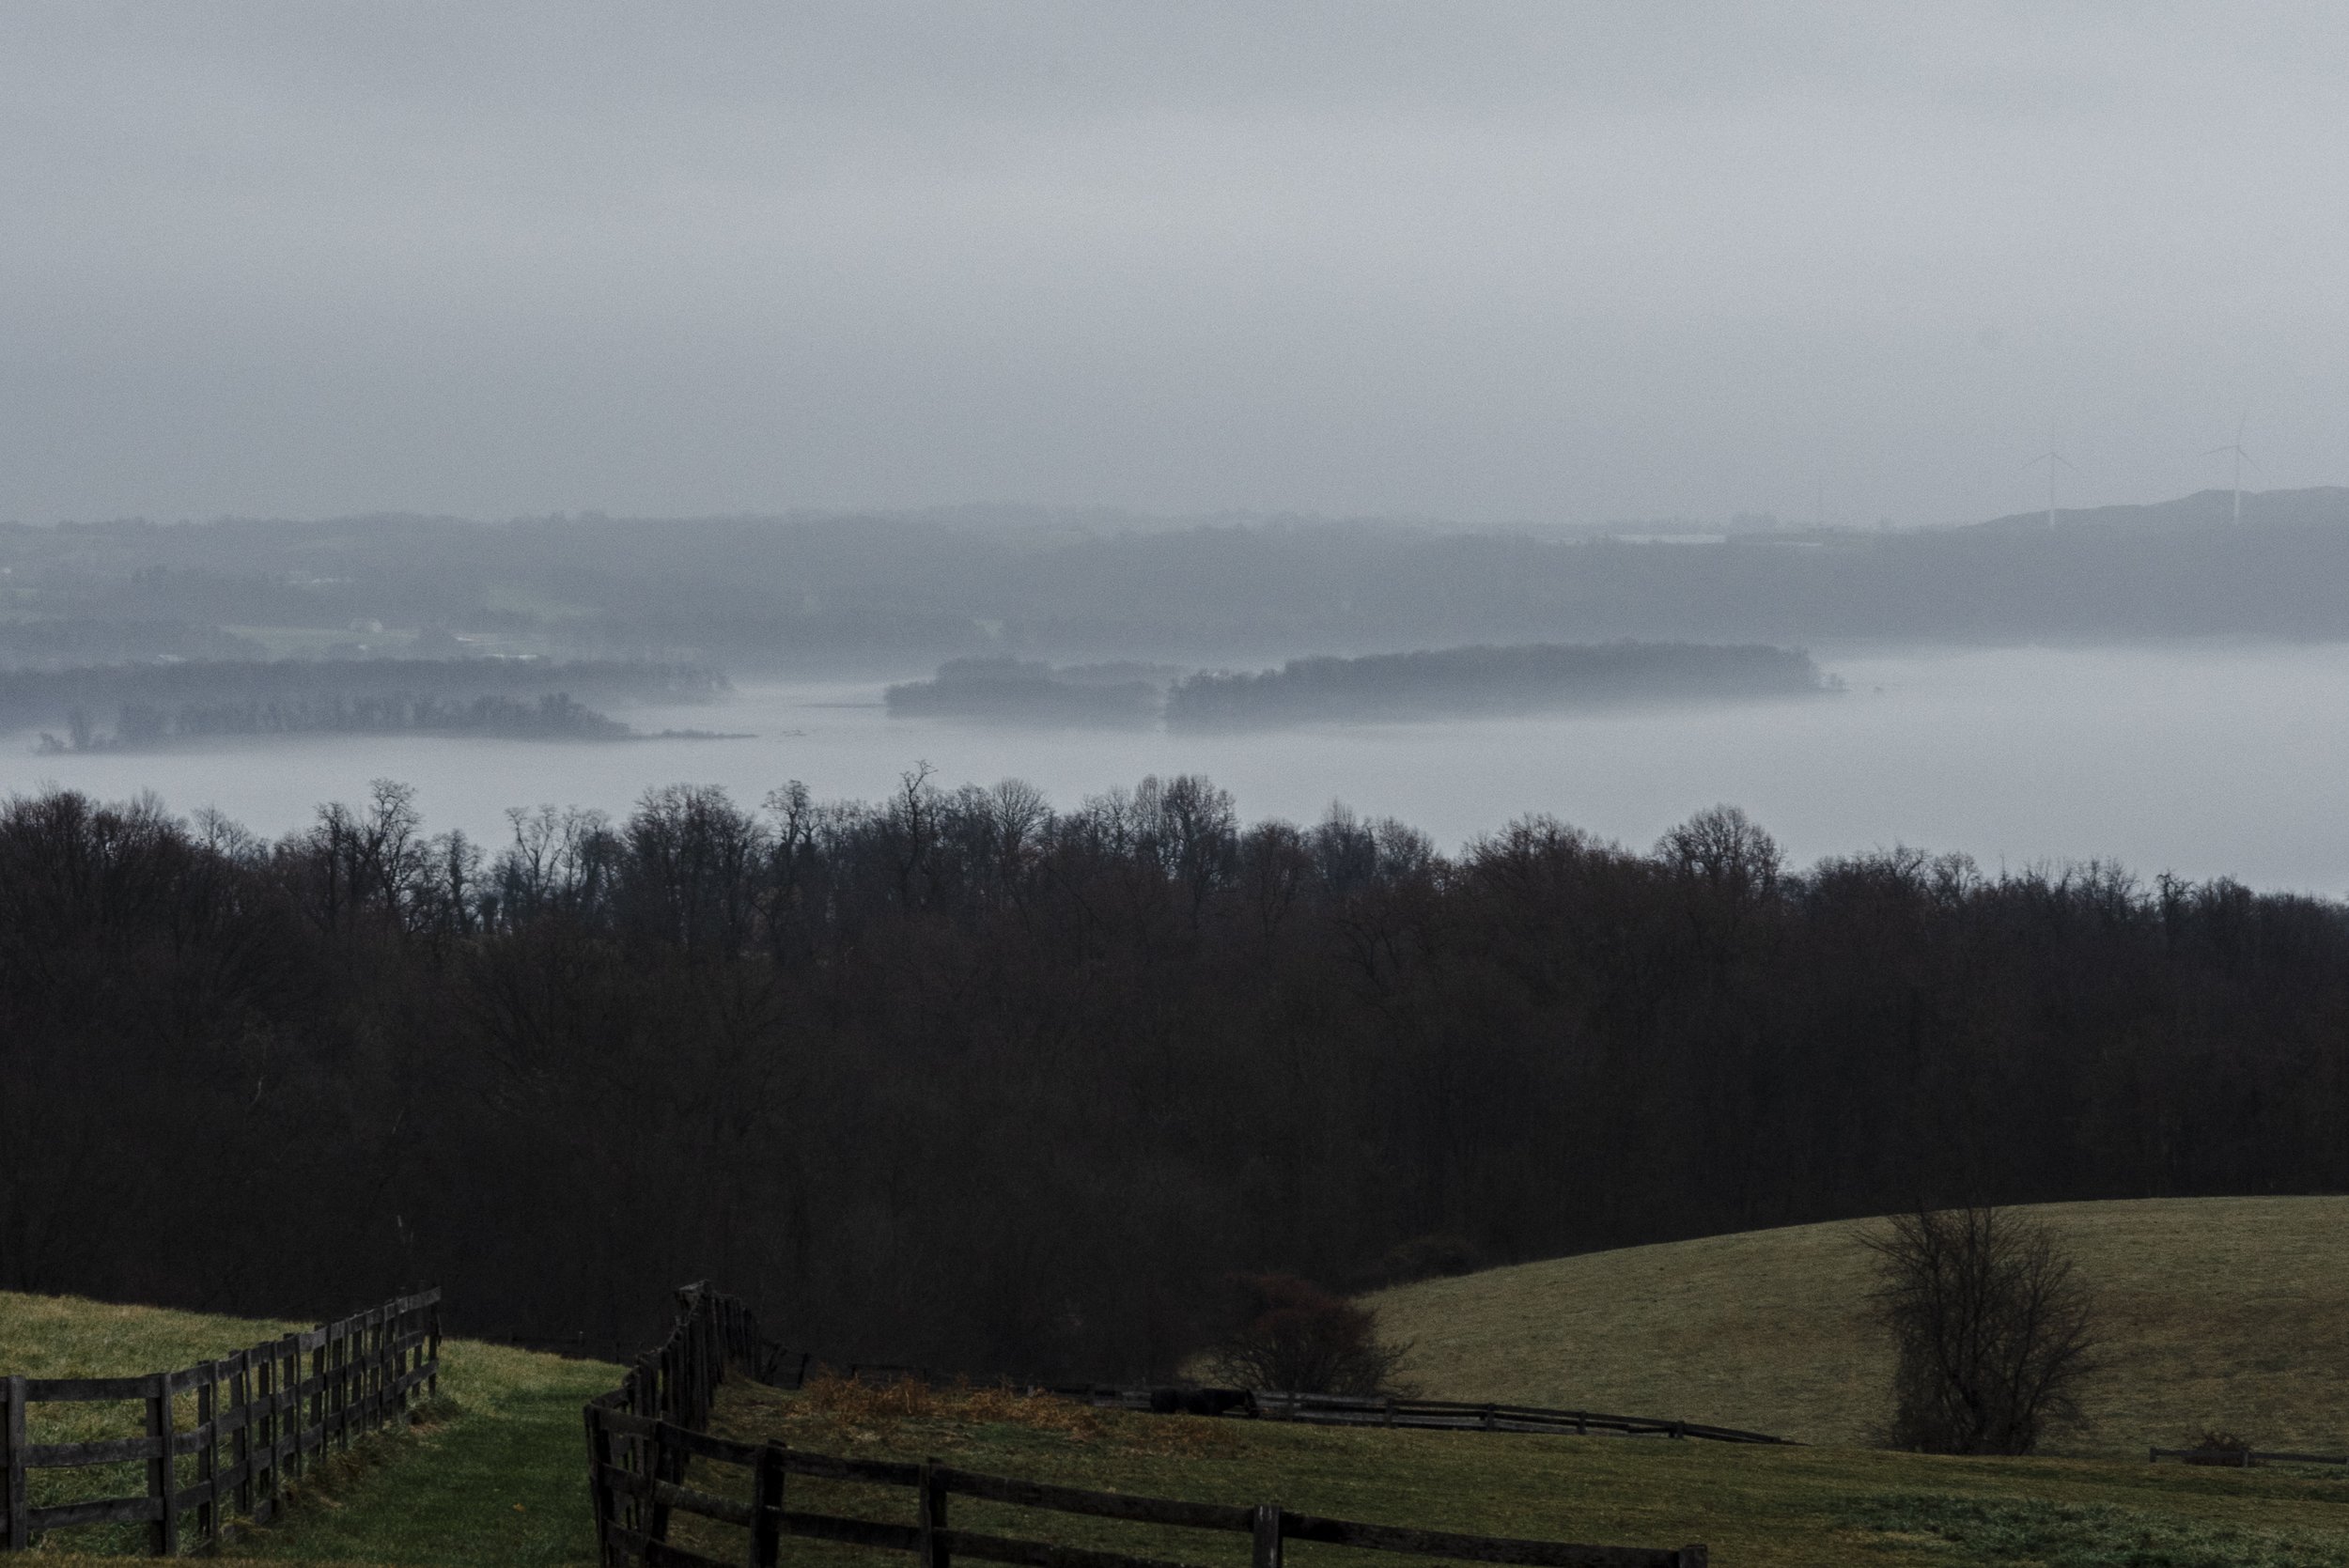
[1109,1389,1785,1445]
[0,1288,440,1556]
[751,1352,1788,1447]
[584,1286,1710,1568]
[2148,1444,2349,1467]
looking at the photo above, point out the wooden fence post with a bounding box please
[307,1340,325,1473]
[918,1457,950,1568]
[749,1441,786,1568]
[145,1373,179,1557]
[259,1342,282,1521]
[1252,1503,1283,1568]
[428,1294,442,1400]
[583,1405,614,1567]
[643,1419,673,1546]
[195,1368,217,1545]
[232,1347,254,1519]
[4,1374,28,1553]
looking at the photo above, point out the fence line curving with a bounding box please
[0,1288,440,1556]
[583,1284,1710,1568]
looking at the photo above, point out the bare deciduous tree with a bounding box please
[1862,1205,2097,1454]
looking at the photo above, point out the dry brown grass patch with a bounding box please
[717,1374,1239,1460]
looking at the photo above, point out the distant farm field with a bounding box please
[1366,1196,2349,1456]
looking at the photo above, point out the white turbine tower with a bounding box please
[2206,416,2256,526]
[2023,448,2075,529]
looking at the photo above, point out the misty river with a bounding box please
[7,641,2344,893]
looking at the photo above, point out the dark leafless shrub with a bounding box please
[1204,1274,1410,1395]
[1862,1205,2098,1455]
[2186,1429,2256,1466]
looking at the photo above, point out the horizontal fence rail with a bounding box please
[1128,1389,1787,1446]
[752,1353,1790,1448]
[0,1288,440,1556]
[584,1286,1708,1568]
[2148,1445,2349,1467]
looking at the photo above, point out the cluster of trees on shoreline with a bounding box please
[4,776,2344,1379]
[0,658,724,750]
[885,643,1827,730]
[1163,642,1829,726]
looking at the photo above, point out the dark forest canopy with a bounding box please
[7,488,2349,668]
[3,776,2342,1378]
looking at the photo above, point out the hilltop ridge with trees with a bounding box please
[3,774,2341,1378]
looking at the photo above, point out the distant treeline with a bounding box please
[12,491,2349,664]
[4,776,2343,1381]
[37,691,629,752]
[887,644,1824,728]
[0,657,724,743]
[0,617,268,669]
[884,659,1164,725]
[1164,643,1829,726]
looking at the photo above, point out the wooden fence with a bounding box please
[2148,1445,2349,1467]
[1125,1389,1783,1445]
[584,1287,1709,1568]
[0,1288,440,1556]
[753,1353,1788,1448]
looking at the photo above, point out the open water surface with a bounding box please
[6,642,2347,892]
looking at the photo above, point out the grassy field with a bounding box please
[682,1375,2349,1568]
[1364,1196,2349,1456]
[8,1196,2348,1563]
[0,1290,612,1566]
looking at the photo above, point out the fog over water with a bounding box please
[10,641,2346,893]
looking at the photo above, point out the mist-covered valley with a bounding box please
[8,496,2349,890]
[23,15,2349,1526]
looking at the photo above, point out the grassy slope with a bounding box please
[0,1290,612,1566]
[692,1378,2349,1568]
[1365,1196,2349,1455]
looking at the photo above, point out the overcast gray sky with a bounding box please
[5,3,2346,527]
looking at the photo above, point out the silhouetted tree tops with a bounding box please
[2,780,2344,1381]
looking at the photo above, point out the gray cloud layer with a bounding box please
[6,3,2345,524]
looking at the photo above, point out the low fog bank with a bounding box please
[13,644,2349,896]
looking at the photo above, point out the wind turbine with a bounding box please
[2022,448,2075,529]
[2205,415,2256,526]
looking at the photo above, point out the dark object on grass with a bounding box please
[2185,1430,2256,1466]
[1146,1386,1261,1417]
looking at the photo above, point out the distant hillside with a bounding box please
[1367,1197,2349,1458]
[1970,486,2349,534]
[13,491,2349,664]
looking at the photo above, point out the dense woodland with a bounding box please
[3,776,2343,1379]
